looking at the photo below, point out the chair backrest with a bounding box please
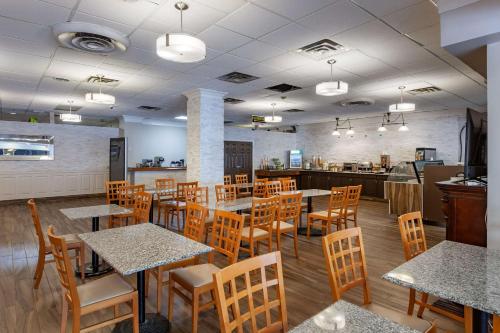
[398,211,428,261]
[185,186,209,206]
[184,203,208,242]
[278,192,303,227]
[278,176,291,187]
[133,191,152,224]
[327,187,347,218]
[155,178,175,199]
[215,184,237,202]
[27,199,45,251]
[345,185,362,209]
[47,226,80,308]
[224,175,232,185]
[235,174,248,184]
[253,179,268,198]
[322,227,371,304]
[250,196,279,232]
[213,251,288,333]
[176,181,198,201]
[119,184,146,208]
[265,180,282,197]
[209,210,245,265]
[281,178,297,191]
[105,180,129,204]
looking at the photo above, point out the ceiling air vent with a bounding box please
[265,83,302,93]
[87,75,120,86]
[407,86,442,95]
[297,39,348,61]
[52,76,70,82]
[337,98,375,107]
[53,22,130,54]
[283,108,305,113]
[54,104,82,112]
[224,120,234,124]
[138,105,162,111]
[217,72,259,84]
[224,97,245,104]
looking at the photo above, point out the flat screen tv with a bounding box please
[464,108,487,179]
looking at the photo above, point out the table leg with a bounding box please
[149,198,154,224]
[472,308,489,333]
[113,270,169,332]
[297,197,322,237]
[91,216,99,272]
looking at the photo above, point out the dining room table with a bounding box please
[383,240,500,333]
[78,223,212,333]
[60,204,130,277]
[290,300,420,333]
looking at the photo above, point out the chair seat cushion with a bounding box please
[242,226,269,239]
[44,233,81,252]
[77,273,134,307]
[309,210,339,219]
[363,303,433,332]
[272,221,294,232]
[171,263,220,288]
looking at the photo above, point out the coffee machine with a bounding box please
[153,156,164,167]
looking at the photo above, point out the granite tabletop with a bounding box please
[383,240,500,315]
[60,204,131,220]
[78,223,212,275]
[290,300,419,333]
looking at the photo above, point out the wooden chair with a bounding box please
[223,175,232,185]
[398,212,464,324]
[215,184,237,202]
[282,178,308,213]
[105,180,129,204]
[28,199,85,289]
[147,202,208,313]
[278,176,291,188]
[265,180,282,197]
[307,187,347,238]
[235,174,251,198]
[322,227,436,333]
[108,184,145,228]
[155,178,176,226]
[168,210,245,333]
[47,226,139,333]
[274,192,302,258]
[165,181,198,230]
[185,186,212,243]
[253,178,268,198]
[132,191,153,224]
[343,185,362,228]
[213,251,288,333]
[241,197,278,257]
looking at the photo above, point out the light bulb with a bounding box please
[346,128,355,136]
[377,125,387,132]
[332,129,341,136]
[399,124,409,132]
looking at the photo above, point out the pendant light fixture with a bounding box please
[399,114,409,131]
[85,76,115,105]
[378,112,409,132]
[377,124,387,132]
[156,2,206,63]
[316,59,348,96]
[331,117,354,136]
[60,100,81,123]
[264,103,282,123]
[389,86,415,112]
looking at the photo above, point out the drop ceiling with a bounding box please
[0,0,487,126]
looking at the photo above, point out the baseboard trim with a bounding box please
[0,193,106,206]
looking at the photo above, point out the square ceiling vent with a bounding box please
[407,86,442,95]
[217,72,259,84]
[224,97,245,104]
[296,39,348,61]
[137,105,162,111]
[283,108,305,113]
[87,75,120,87]
[265,83,302,93]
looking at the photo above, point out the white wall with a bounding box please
[296,109,466,166]
[120,122,186,167]
[0,121,118,200]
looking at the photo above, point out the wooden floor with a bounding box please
[0,196,463,333]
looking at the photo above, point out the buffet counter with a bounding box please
[128,167,186,185]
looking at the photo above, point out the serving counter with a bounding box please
[128,167,186,186]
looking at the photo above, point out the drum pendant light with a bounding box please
[316,59,348,96]
[389,86,415,112]
[264,103,282,123]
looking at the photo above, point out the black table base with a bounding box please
[112,313,169,333]
[75,262,113,278]
[297,196,323,237]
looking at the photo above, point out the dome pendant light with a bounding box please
[156,2,206,63]
[85,75,115,105]
[316,59,348,96]
[60,100,82,123]
[389,86,415,112]
[264,103,282,123]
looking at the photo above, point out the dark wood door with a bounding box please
[224,141,253,182]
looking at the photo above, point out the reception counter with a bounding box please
[128,167,186,186]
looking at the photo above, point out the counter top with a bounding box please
[255,169,389,176]
[128,167,187,172]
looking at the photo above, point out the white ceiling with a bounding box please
[0,0,487,126]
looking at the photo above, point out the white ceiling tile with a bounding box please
[0,0,70,26]
[38,76,79,94]
[407,24,441,47]
[251,0,335,20]
[259,52,315,71]
[186,64,232,79]
[353,0,423,17]
[0,50,50,77]
[45,60,99,82]
[298,0,372,36]
[78,0,157,27]
[0,17,52,42]
[41,0,78,8]
[193,0,247,13]
[243,62,283,78]
[0,35,55,58]
[229,40,286,62]
[114,47,157,66]
[197,25,251,52]
[259,23,320,51]
[333,50,399,77]
[129,29,159,51]
[383,1,439,34]
[217,3,290,38]
[71,12,135,35]
[53,47,106,66]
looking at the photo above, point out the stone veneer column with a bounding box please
[183,88,226,196]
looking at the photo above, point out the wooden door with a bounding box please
[224,141,253,182]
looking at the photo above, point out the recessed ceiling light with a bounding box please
[175,115,187,120]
